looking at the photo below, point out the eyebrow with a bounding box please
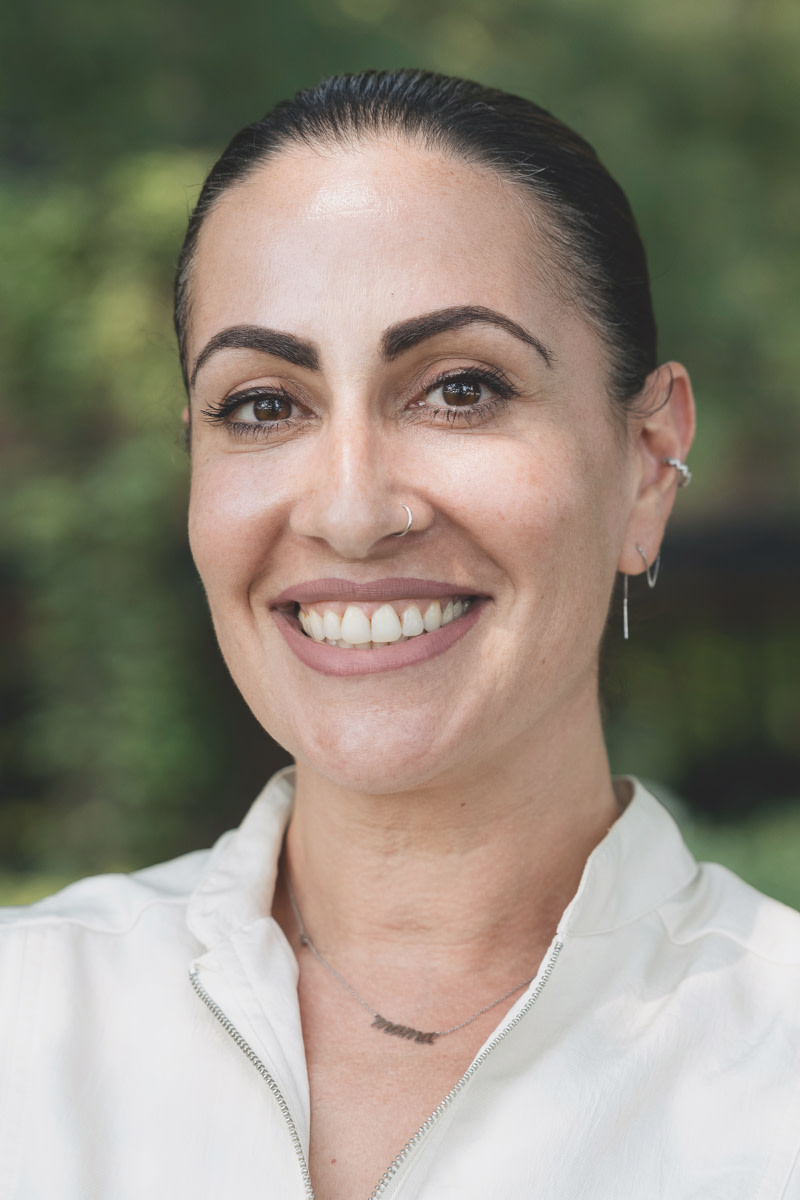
[381,305,555,367]
[190,304,554,389]
[190,325,320,388]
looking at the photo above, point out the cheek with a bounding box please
[437,427,620,583]
[188,455,286,601]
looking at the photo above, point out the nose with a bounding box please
[289,411,429,559]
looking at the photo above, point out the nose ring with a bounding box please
[394,504,413,537]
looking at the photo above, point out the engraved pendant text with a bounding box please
[371,1014,438,1045]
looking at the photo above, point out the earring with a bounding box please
[636,543,661,588]
[662,457,692,488]
[622,545,661,639]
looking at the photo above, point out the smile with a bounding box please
[297,597,472,649]
[271,579,487,676]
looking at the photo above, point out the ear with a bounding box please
[618,362,696,576]
[182,404,192,452]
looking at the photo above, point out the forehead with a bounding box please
[187,140,564,360]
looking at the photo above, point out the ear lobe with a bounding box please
[617,361,696,576]
[182,405,190,427]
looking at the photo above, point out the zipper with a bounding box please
[190,937,564,1200]
[188,966,314,1200]
[368,937,565,1198]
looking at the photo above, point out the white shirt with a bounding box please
[1,769,799,1199]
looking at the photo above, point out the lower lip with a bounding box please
[273,602,485,677]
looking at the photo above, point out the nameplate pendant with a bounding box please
[371,1014,439,1045]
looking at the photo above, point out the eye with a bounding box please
[426,378,488,409]
[235,391,294,422]
[201,386,298,428]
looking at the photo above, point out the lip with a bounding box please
[271,577,481,607]
[273,598,486,677]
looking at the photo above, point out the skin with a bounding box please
[185,138,695,1200]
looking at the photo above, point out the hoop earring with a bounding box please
[623,573,630,640]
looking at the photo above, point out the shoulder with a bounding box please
[0,843,220,937]
[0,838,238,1039]
[0,833,238,984]
[659,857,800,968]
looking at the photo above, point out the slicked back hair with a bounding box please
[174,69,657,416]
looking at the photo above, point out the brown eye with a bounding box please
[441,379,482,407]
[253,394,293,421]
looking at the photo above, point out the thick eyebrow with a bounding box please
[190,324,320,388]
[381,305,554,367]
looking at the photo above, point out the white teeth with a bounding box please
[341,604,373,645]
[299,595,472,648]
[370,603,403,643]
[401,605,425,637]
[323,609,342,641]
[309,610,325,642]
[423,600,442,632]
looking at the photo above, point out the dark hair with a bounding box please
[174,69,657,415]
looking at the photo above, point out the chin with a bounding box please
[271,704,481,796]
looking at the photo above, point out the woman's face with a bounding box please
[186,140,657,793]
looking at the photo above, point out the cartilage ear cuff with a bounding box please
[662,457,692,487]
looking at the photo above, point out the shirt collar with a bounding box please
[186,765,296,948]
[559,778,698,937]
[186,770,698,949]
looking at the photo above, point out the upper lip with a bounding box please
[272,577,484,607]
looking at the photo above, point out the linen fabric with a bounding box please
[1,769,799,1199]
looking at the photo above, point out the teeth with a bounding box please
[423,600,442,632]
[401,605,425,637]
[370,603,403,643]
[341,604,373,645]
[323,609,342,641]
[299,596,471,648]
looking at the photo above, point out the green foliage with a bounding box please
[0,0,798,886]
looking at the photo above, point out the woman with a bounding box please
[1,70,799,1200]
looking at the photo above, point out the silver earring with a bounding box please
[394,504,413,537]
[662,457,692,488]
[636,543,661,587]
[623,546,661,639]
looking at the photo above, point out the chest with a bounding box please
[298,973,503,1200]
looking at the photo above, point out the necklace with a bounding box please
[285,873,535,1046]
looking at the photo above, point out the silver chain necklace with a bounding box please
[285,872,535,1046]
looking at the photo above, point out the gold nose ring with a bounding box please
[394,505,413,537]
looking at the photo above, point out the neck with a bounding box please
[277,687,620,984]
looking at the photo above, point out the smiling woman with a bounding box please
[2,70,800,1200]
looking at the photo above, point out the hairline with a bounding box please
[176,129,644,430]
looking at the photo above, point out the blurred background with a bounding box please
[0,0,798,906]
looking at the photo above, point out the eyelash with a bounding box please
[200,367,519,439]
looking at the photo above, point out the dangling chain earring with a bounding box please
[622,451,692,637]
[622,544,661,640]
[636,543,661,587]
